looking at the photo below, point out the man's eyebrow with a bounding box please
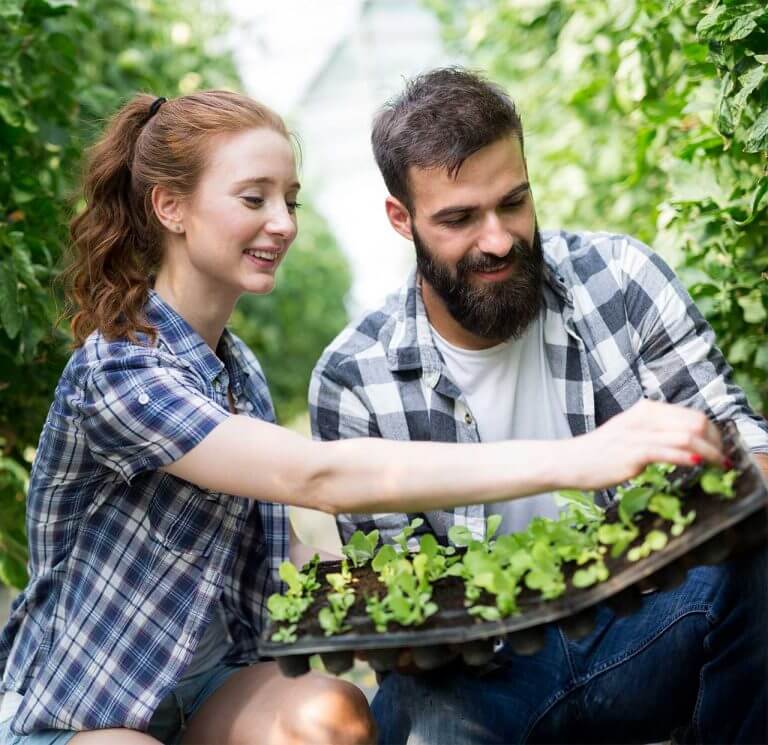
[430,181,530,221]
[234,177,302,190]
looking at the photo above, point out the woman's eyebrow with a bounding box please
[233,177,301,190]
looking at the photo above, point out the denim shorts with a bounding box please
[0,661,243,745]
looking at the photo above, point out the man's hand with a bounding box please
[560,399,724,492]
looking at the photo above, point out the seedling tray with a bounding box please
[260,423,767,676]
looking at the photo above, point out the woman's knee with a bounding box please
[277,676,376,745]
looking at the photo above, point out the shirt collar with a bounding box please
[145,289,242,387]
[381,240,572,374]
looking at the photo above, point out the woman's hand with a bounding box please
[557,399,724,492]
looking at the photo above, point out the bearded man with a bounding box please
[309,67,768,744]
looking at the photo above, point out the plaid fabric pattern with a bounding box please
[310,229,768,545]
[0,290,288,735]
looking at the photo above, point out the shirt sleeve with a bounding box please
[79,353,230,483]
[621,236,768,453]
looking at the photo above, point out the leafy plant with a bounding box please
[700,466,738,498]
[392,517,425,554]
[318,591,354,636]
[341,529,380,568]
[268,554,321,641]
[268,461,741,641]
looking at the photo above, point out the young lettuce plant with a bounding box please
[341,529,380,568]
[392,517,425,554]
[699,466,737,499]
[267,554,322,642]
[318,590,355,636]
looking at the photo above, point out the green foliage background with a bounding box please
[427,0,767,412]
[0,0,350,588]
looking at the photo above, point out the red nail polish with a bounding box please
[690,454,702,465]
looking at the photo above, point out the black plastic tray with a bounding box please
[260,423,767,676]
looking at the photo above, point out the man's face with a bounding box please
[405,136,542,342]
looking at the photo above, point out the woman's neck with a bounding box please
[153,269,238,353]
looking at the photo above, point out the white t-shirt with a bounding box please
[431,308,573,534]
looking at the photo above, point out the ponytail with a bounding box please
[65,94,161,346]
[62,90,289,346]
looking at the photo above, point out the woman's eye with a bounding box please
[501,200,523,210]
[286,201,302,214]
[242,196,264,207]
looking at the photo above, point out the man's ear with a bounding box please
[384,196,414,241]
[151,184,186,234]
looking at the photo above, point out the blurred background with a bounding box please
[1,0,766,692]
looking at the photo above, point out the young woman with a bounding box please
[0,91,724,745]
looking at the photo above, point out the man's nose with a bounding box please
[476,213,512,257]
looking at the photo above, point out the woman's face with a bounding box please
[178,127,300,296]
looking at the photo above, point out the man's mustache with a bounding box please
[457,240,530,274]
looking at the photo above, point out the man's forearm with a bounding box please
[754,453,768,482]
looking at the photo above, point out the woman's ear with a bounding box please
[151,185,185,234]
[384,196,414,241]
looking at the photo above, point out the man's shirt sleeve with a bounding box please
[79,353,230,483]
[621,237,768,453]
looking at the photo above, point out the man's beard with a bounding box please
[414,225,544,342]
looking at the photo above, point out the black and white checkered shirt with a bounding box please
[310,230,768,545]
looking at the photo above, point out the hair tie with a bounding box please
[148,96,167,118]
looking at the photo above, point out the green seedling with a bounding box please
[597,521,639,558]
[371,543,399,573]
[447,524,483,549]
[648,494,695,537]
[391,517,425,554]
[627,529,668,562]
[342,529,380,568]
[572,559,609,588]
[279,554,321,597]
[318,590,355,636]
[385,570,438,627]
[267,554,322,640]
[270,623,298,644]
[630,462,676,490]
[700,467,737,499]
[617,486,654,526]
[365,594,394,632]
[556,489,604,529]
[524,540,566,599]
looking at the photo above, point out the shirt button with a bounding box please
[137,392,149,405]
[464,412,473,425]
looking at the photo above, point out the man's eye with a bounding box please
[501,200,524,210]
[444,214,471,226]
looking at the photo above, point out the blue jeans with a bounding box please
[373,544,768,744]
[0,661,242,745]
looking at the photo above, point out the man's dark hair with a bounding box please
[371,67,523,210]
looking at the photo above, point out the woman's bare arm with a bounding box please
[160,399,724,515]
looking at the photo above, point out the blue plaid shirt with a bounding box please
[310,230,768,545]
[0,290,288,734]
